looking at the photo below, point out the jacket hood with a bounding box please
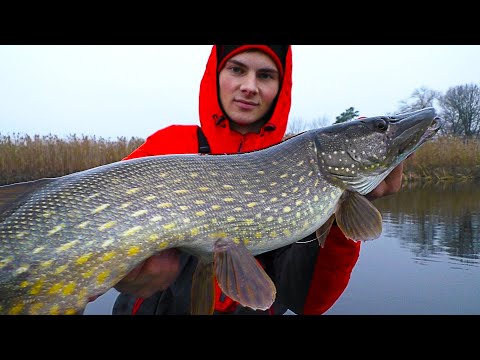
[198,45,293,154]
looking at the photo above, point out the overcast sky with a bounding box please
[1,45,479,139]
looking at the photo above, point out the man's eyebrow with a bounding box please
[226,59,279,74]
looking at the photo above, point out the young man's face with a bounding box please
[218,50,280,134]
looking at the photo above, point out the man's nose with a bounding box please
[240,74,258,95]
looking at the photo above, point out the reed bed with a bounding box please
[0,133,479,186]
[403,135,480,183]
[0,133,144,185]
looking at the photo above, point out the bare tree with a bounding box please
[439,83,480,138]
[396,86,441,114]
[286,115,332,136]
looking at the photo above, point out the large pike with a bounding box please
[0,108,441,315]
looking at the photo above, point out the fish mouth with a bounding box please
[392,108,442,156]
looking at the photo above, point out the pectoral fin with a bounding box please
[315,215,336,248]
[191,260,215,315]
[213,238,276,311]
[335,191,383,241]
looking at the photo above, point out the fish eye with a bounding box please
[375,119,388,131]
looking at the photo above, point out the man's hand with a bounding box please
[113,248,181,298]
[365,154,414,201]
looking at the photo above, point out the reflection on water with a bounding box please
[374,181,480,268]
[325,180,480,315]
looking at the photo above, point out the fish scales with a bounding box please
[0,107,442,314]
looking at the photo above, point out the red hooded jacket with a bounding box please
[117,45,361,315]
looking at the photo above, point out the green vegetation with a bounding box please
[1,132,478,186]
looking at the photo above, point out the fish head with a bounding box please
[313,107,442,195]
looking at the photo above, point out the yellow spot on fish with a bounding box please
[195,211,206,217]
[158,203,172,208]
[102,252,116,261]
[244,219,254,225]
[151,216,163,222]
[179,205,189,211]
[31,246,45,255]
[296,212,301,218]
[227,216,235,222]
[126,188,141,194]
[244,191,253,195]
[144,195,157,201]
[233,238,241,244]
[78,221,90,229]
[292,187,298,193]
[48,224,65,235]
[127,246,141,256]
[270,197,278,202]
[255,232,262,239]
[195,200,205,205]
[297,160,305,166]
[8,304,24,315]
[30,279,45,295]
[65,308,77,315]
[20,281,29,288]
[76,253,92,265]
[283,229,291,236]
[0,256,13,269]
[243,238,251,245]
[211,205,221,210]
[296,200,303,206]
[15,264,29,275]
[98,221,117,231]
[122,226,142,236]
[183,218,191,223]
[267,216,274,222]
[223,185,234,190]
[82,269,95,279]
[270,231,277,237]
[299,176,305,182]
[102,239,114,247]
[92,204,110,214]
[149,234,159,242]
[119,202,132,209]
[259,189,267,194]
[283,207,292,213]
[41,260,53,268]
[314,195,319,202]
[191,228,200,236]
[190,173,199,178]
[247,202,257,208]
[223,198,234,202]
[199,187,210,191]
[132,210,148,217]
[63,282,76,295]
[257,170,265,175]
[330,193,336,200]
[280,174,288,178]
[55,264,68,274]
[56,240,79,253]
[163,223,176,230]
[97,270,111,284]
[49,305,61,315]
[278,217,283,223]
[16,231,27,238]
[29,303,43,314]
[234,207,242,212]
[209,232,227,238]
[174,189,189,194]
[49,282,63,294]
[158,242,169,249]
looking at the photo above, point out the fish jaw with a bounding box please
[313,107,442,195]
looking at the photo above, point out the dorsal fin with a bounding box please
[0,178,55,215]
